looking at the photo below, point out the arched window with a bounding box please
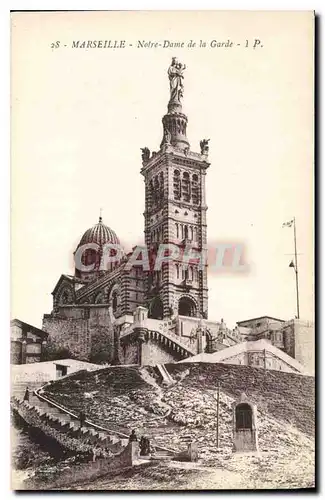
[153,176,160,207]
[148,296,164,320]
[173,169,181,200]
[235,403,253,431]
[159,172,164,202]
[60,290,71,304]
[182,171,191,202]
[149,179,154,209]
[176,264,179,279]
[192,173,199,205]
[178,296,197,317]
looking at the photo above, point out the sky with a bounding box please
[11,11,314,329]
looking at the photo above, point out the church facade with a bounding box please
[42,59,242,364]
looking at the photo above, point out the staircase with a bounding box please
[156,364,174,386]
[146,329,195,359]
[11,382,130,455]
[12,378,179,462]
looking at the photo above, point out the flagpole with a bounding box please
[293,217,300,319]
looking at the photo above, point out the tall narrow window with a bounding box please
[159,172,164,203]
[192,174,199,205]
[153,176,160,207]
[173,169,181,200]
[176,223,179,238]
[182,172,191,202]
[149,180,154,209]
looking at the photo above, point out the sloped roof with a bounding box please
[178,339,309,374]
[236,316,285,325]
[11,318,48,339]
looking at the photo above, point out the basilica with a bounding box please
[42,59,242,365]
[41,60,313,374]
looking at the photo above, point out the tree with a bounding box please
[42,338,73,361]
[88,326,113,364]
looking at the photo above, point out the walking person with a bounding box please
[128,429,138,442]
[79,410,86,428]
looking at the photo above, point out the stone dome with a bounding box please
[74,217,121,280]
[78,217,120,248]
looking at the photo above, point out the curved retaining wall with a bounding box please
[22,441,139,490]
[11,397,128,457]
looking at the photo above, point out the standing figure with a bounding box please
[79,410,86,428]
[139,436,146,455]
[92,446,99,462]
[139,436,151,456]
[129,429,138,442]
[168,57,186,104]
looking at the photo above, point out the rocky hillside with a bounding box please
[42,362,315,488]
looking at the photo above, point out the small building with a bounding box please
[233,393,258,453]
[11,319,49,364]
[236,316,314,374]
[237,316,286,349]
[281,319,315,376]
[11,358,100,399]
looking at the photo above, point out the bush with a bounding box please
[42,339,74,361]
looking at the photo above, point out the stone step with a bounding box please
[151,454,173,461]
[109,435,120,444]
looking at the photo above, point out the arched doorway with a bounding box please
[148,296,164,320]
[235,403,252,431]
[178,296,197,317]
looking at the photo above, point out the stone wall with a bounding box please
[30,442,137,490]
[289,320,314,375]
[141,338,177,366]
[42,315,90,359]
[11,341,22,364]
[12,396,137,490]
[122,340,139,365]
[42,305,115,361]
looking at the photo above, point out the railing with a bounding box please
[35,385,130,440]
[33,375,178,454]
[147,329,195,357]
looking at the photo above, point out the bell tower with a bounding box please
[140,58,210,320]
